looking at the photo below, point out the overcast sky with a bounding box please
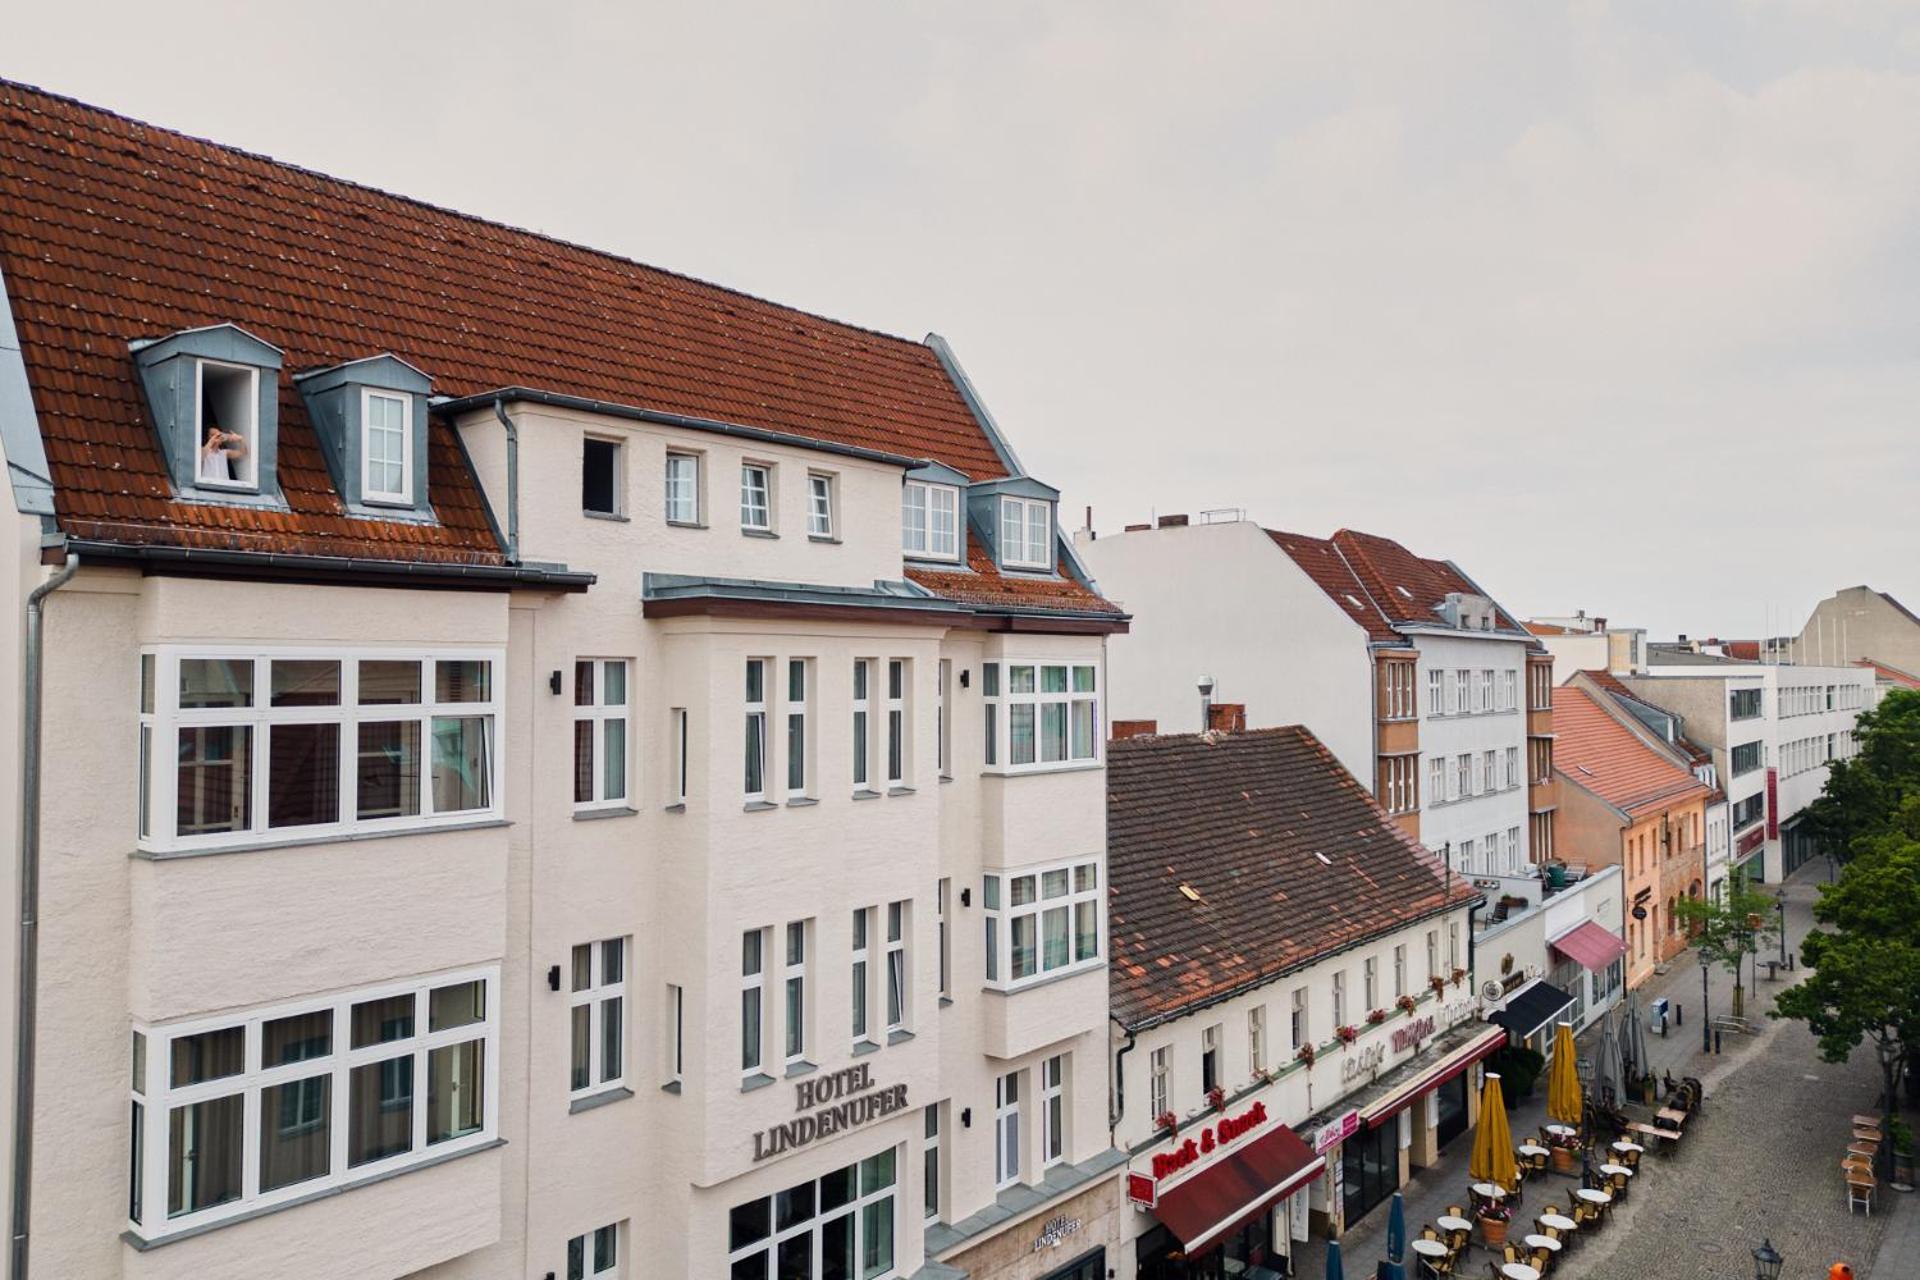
[9,2,1918,638]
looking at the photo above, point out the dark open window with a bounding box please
[583,438,621,515]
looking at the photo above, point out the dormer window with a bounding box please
[999,497,1052,570]
[903,480,959,561]
[195,361,259,489]
[361,390,412,503]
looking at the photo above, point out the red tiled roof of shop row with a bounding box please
[1857,657,1920,689]
[1106,726,1477,1029]
[1266,527,1528,645]
[1553,686,1712,818]
[1577,669,1716,772]
[0,80,1110,614]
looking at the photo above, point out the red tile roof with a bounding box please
[1857,657,1920,689]
[0,81,1108,614]
[1266,529,1398,642]
[1577,669,1716,773]
[1266,527,1529,645]
[1106,726,1477,1029]
[904,529,1120,618]
[1524,621,1578,636]
[1553,686,1711,818]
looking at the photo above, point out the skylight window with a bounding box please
[1396,586,1413,599]
[1344,594,1364,610]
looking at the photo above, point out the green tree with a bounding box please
[1802,688,1920,865]
[1673,871,1777,1020]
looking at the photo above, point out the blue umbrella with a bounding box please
[1386,1190,1407,1262]
[1325,1238,1345,1280]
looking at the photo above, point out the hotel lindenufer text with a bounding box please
[0,81,1128,1280]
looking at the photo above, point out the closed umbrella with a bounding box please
[1469,1072,1518,1192]
[1547,1022,1583,1127]
[1594,1008,1622,1103]
[1377,1189,1409,1280]
[1623,992,1650,1096]
[1326,1238,1345,1280]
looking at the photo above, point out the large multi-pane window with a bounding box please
[981,860,1101,989]
[665,452,700,524]
[1731,741,1763,776]
[999,498,1052,569]
[1730,687,1763,720]
[1427,668,1446,716]
[807,473,834,539]
[1428,757,1446,807]
[740,463,772,531]
[744,660,768,801]
[1381,661,1415,719]
[901,480,959,561]
[127,968,497,1241]
[139,649,501,852]
[980,661,1099,771]
[573,659,630,811]
[1380,755,1416,814]
[727,1149,897,1280]
[570,939,626,1101]
[1732,793,1766,830]
[568,1223,621,1279]
[361,390,410,502]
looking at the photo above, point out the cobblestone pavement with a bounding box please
[1306,865,1917,1280]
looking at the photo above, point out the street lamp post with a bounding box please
[1751,1237,1783,1280]
[1775,888,1789,968]
[1700,951,1712,1054]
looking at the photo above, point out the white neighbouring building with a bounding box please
[1104,726,1493,1280]
[0,83,1130,1280]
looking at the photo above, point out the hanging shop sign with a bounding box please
[1127,1172,1158,1210]
[751,1063,909,1161]
[1314,1109,1360,1154]
[1151,1100,1270,1179]
[1391,1016,1436,1053]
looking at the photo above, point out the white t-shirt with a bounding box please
[199,443,234,483]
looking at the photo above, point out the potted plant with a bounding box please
[1366,1008,1388,1026]
[1891,1117,1915,1190]
[1335,1024,1358,1047]
[1155,1110,1178,1137]
[1430,975,1449,996]
[1207,1085,1227,1112]
[1397,994,1418,1015]
[1477,1196,1513,1246]
[1548,1128,1579,1174]
[1296,1043,1317,1068]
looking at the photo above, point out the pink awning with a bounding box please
[1550,920,1628,971]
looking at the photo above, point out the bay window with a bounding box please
[981,859,1101,989]
[138,649,502,852]
[901,480,958,561]
[128,968,498,1241]
[573,659,630,811]
[980,661,1099,771]
[998,497,1051,569]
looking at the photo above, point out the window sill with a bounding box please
[573,806,639,822]
[981,761,1104,780]
[886,1029,915,1046]
[743,800,778,813]
[663,802,687,814]
[786,797,819,808]
[666,519,708,530]
[661,1080,683,1095]
[569,1086,634,1115]
[852,1040,881,1057]
[981,961,1103,997]
[887,785,916,797]
[122,1136,506,1251]
[939,995,954,1008]
[132,817,511,861]
[903,552,964,568]
[784,1060,818,1079]
[741,1072,777,1093]
[852,789,882,802]
[741,528,779,540]
[808,534,841,545]
[583,509,630,523]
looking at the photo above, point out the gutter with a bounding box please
[60,540,594,592]
[436,388,929,472]
[11,552,78,1280]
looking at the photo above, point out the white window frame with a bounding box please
[886,659,909,788]
[1427,668,1446,716]
[1248,1005,1267,1074]
[569,938,627,1101]
[999,497,1053,570]
[1454,670,1470,714]
[138,647,504,854]
[852,659,875,794]
[1483,750,1498,795]
[127,965,499,1243]
[726,1149,898,1278]
[1148,1046,1169,1119]
[193,358,260,490]
[573,659,631,811]
[851,907,874,1047]
[1290,987,1307,1050]
[1507,746,1520,791]
[807,472,834,538]
[665,984,684,1087]
[982,660,1100,773]
[360,388,412,504]
[1393,945,1407,998]
[980,859,1102,990]
[936,659,951,781]
[1332,969,1347,1027]
[567,1222,622,1279]
[1428,757,1446,808]
[786,659,812,800]
[936,878,951,1001]
[995,1071,1022,1189]
[1362,957,1377,1010]
[784,920,810,1067]
[744,659,769,802]
[741,929,768,1078]
[664,451,701,525]
[1200,1024,1221,1096]
[1040,1054,1066,1169]
[1454,754,1470,800]
[1502,670,1518,712]
[923,1105,943,1224]
[668,707,689,809]
[885,901,910,1034]
[740,462,773,532]
[901,480,959,562]
[1478,670,1494,712]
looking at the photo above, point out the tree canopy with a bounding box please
[1802,688,1920,863]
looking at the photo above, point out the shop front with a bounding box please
[935,1175,1125,1280]
[1126,1110,1322,1280]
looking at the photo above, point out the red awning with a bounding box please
[1361,1025,1507,1126]
[1153,1124,1324,1254]
[1550,920,1628,971]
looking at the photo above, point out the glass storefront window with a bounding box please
[728,1146,898,1279]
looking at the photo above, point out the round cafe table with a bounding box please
[1545,1124,1577,1139]
[1537,1213,1577,1233]
[1502,1265,1541,1280]
[1598,1163,1632,1178]
[1411,1239,1449,1259]
[1576,1188,1612,1205]
[1610,1140,1643,1155]
[1524,1234,1563,1253]
[1436,1215,1473,1234]
[1471,1181,1508,1201]
[1517,1143,1549,1157]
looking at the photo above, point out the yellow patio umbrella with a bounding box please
[1547,1022,1583,1128]
[1468,1071,1518,1192]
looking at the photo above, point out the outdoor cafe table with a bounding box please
[1501,1265,1541,1280]
[1537,1214,1577,1233]
[1524,1235,1563,1254]
[1599,1163,1633,1178]
[1471,1182,1508,1201]
[1517,1143,1549,1158]
[1610,1141,1643,1155]
[1657,1108,1690,1127]
[1544,1124,1577,1139]
[1436,1215,1474,1235]
[1412,1240,1450,1260]
[1575,1188,1613,1206]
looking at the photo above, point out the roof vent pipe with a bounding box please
[491,397,520,563]
[1198,675,1215,733]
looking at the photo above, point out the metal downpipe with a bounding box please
[10,551,78,1280]
[491,398,519,562]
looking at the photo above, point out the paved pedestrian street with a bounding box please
[1311,866,1919,1280]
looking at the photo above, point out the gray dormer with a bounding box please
[1439,591,1496,632]
[901,460,971,565]
[966,475,1060,575]
[293,355,434,516]
[129,323,284,502]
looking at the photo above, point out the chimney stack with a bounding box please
[1207,703,1247,733]
[1111,719,1158,741]
[1157,513,1189,528]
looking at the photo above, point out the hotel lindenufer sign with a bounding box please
[752,1063,910,1161]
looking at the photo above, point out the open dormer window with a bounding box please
[999,497,1052,570]
[361,390,412,503]
[903,481,959,561]
[195,361,259,489]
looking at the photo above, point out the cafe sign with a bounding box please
[1340,1043,1384,1084]
[1150,1100,1270,1179]
[1391,1015,1435,1053]
[751,1063,909,1161]
[1314,1109,1359,1154]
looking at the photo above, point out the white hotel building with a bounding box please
[0,83,1127,1280]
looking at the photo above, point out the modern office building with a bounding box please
[0,80,1128,1280]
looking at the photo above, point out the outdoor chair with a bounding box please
[1503,1243,1521,1266]
[1446,1204,1466,1221]
[1847,1177,1875,1216]
[1530,1245,1553,1274]
[1528,1150,1549,1175]
[1422,1226,1442,1242]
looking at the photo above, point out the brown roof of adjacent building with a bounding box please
[1266,527,1528,645]
[1857,657,1920,689]
[0,81,1111,613]
[1553,685,1712,818]
[1524,621,1578,636]
[1106,726,1477,1029]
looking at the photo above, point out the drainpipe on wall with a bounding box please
[1110,1022,1137,1132]
[491,398,520,563]
[10,551,78,1280]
